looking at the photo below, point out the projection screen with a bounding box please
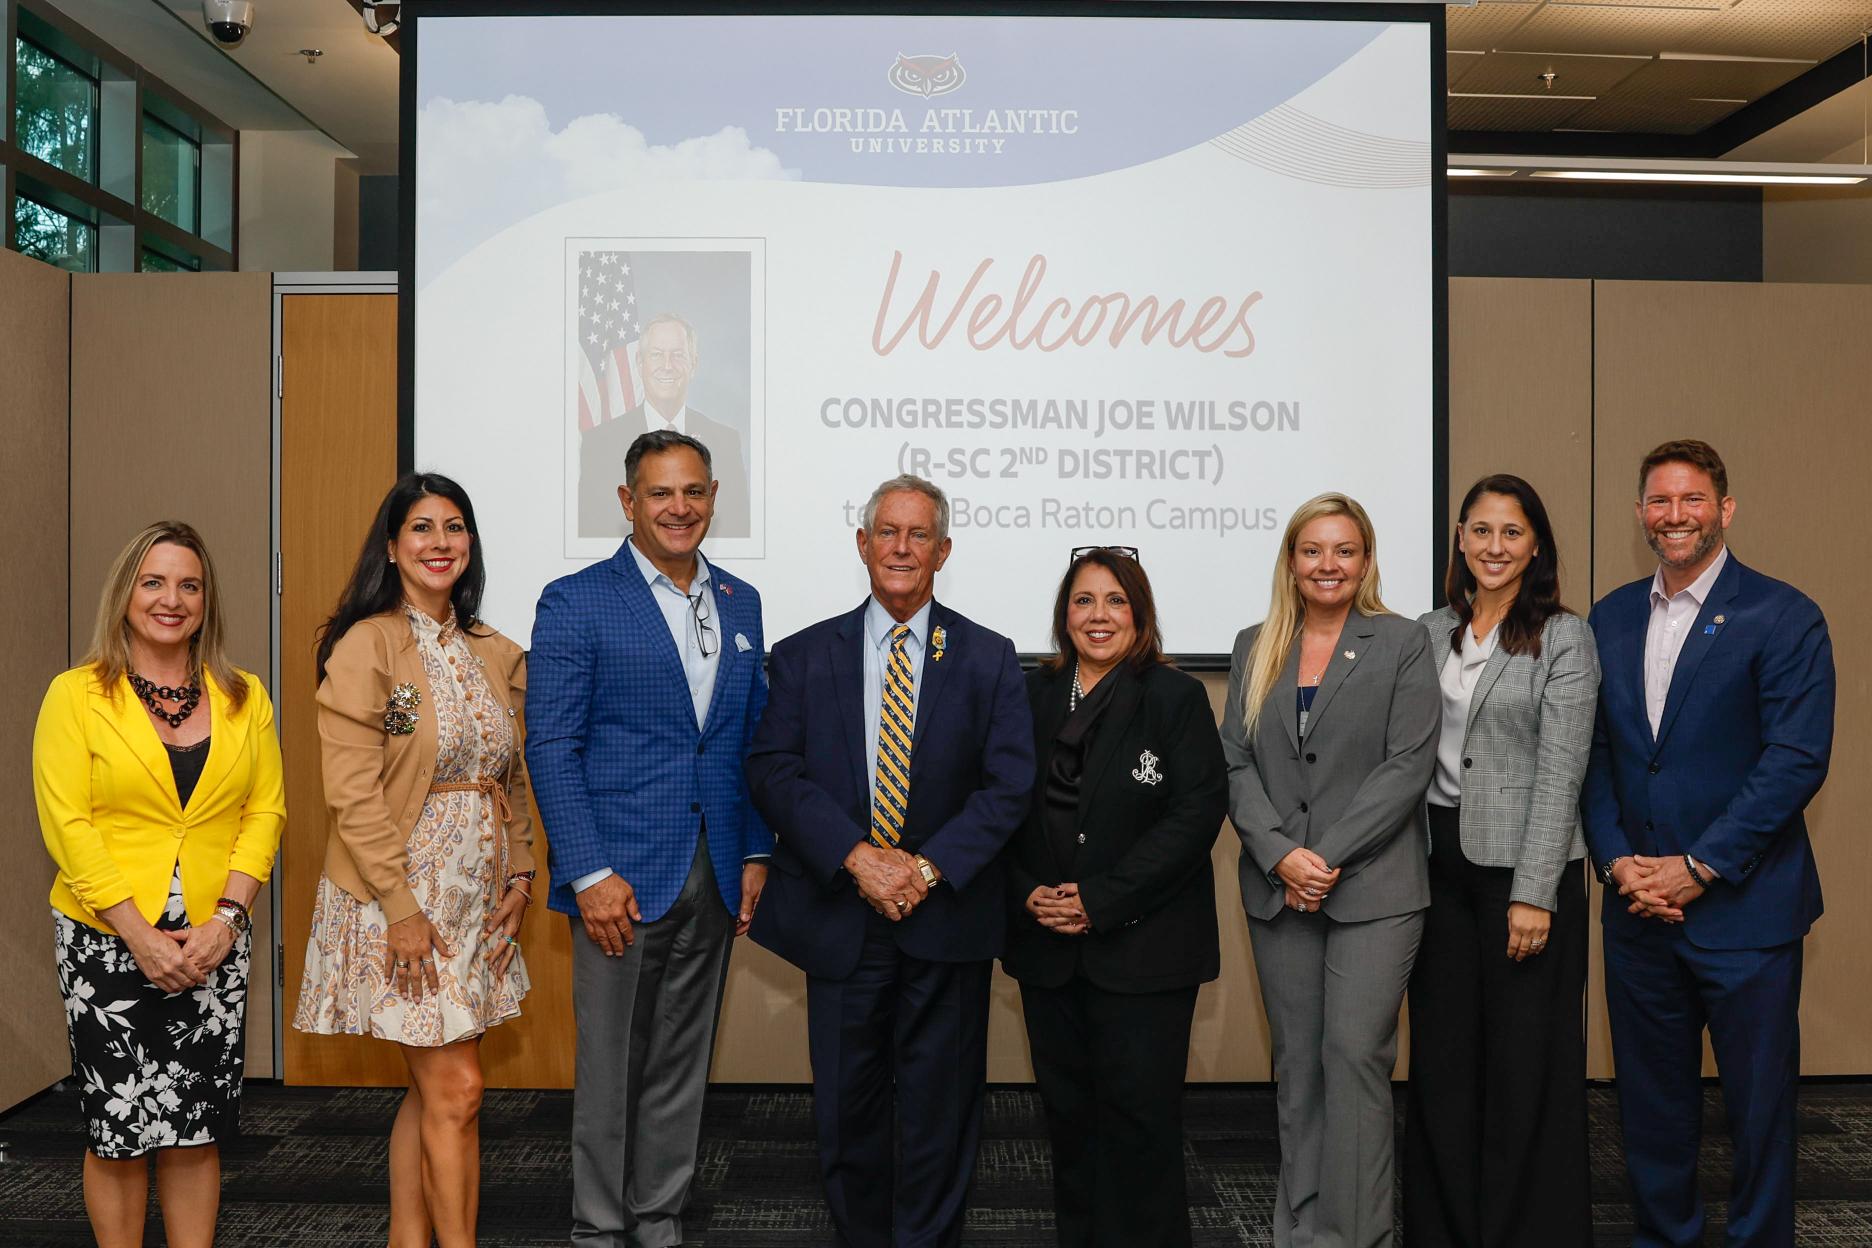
[406,5,1445,656]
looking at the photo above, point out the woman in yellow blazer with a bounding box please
[33,520,285,1248]
[293,473,534,1248]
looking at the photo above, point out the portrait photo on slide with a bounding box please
[566,240,765,558]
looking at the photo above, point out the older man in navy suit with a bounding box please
[747,474,1034,1248]
[529,430,770,1247]
[1583,439,1834,1248]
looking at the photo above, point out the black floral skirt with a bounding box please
[52,869,251,1159]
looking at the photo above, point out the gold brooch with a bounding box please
[384,683,421,735]
[931,625,947,662]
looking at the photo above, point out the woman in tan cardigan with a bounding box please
[293,473,534,1248]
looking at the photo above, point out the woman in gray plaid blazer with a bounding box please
[1402,474,1599,1248]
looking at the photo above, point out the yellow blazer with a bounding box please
[34,666,287,932]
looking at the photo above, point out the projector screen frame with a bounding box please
[396,0,1449,671]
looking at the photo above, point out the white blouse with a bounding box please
[1429,620,1498,808]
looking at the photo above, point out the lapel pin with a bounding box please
[719,582,733,597]
[1712,614,1725,624]
[931,625,947,662]
[1343,650,1357,661]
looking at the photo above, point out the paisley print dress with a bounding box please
[294,607,529,1046]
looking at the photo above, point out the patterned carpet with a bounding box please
[3,1081,1870,1245]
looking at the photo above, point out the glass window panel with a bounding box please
[141,246,201,273]
[15,38,99,182]
[14,196,96,273]
[141,113,200,234]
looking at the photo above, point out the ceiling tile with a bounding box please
[1446,92,1598,130]
[1656,2,1872,59]
[1450,49,1654,95]
[1448,50,1490,88]
[1448,1,1546,52]
[1495,4,1726,55]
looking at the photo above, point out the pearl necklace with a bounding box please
[1070,661,1085,712]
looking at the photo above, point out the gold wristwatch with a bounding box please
[914,854,939,888]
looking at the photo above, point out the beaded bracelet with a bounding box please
[1682,854,1710,889]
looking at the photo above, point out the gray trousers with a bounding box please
[570,834,734,1248]
[1248,907,1424,1248]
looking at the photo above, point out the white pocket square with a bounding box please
[735,633,753,653]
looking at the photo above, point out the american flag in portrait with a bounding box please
[575,251,644,431]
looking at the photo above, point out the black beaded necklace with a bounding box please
[129,672,202,727]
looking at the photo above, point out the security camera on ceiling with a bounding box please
[202,0,253,47]
[362,1,400,37]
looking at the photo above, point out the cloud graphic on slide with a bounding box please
[417,94,798,285]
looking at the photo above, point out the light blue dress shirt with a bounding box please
[571,538,722,895]
[863,596,932,820]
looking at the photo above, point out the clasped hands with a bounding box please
[1276,846,1341,914]
[1026,883,1090,936]
[125,921,234,994]
[1612,854,1705,923]
[846,842,933,921]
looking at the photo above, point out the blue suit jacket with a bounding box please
[526,543,771,919]
[745,599,1035,980]
[1581,555,1834,950]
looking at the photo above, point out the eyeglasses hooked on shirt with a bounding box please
[689,588,718,659]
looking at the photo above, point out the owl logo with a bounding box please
[888,53,965,99]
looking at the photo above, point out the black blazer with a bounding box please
[1002,662,1226,993]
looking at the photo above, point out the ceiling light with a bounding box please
[1533,170,1866,185]
[1448,168,1518,177]
[1449,155,1871,186]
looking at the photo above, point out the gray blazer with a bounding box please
[1220,611,1440,923]
[1417,607,1600,910]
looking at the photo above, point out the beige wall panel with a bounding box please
[1447,277,1610,1076]
[1447,279,1595,613]
[69,272,277,1076]
[0,250,75,1114]
[1594,280,1872,1075]
[1762,186,1872,286]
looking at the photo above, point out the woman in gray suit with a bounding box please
[1403,474,1598,1247]
[1221,492,1439,1248]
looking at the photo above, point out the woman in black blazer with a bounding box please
[1004,547,1228,1248]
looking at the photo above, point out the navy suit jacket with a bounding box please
[1581,554,1834,950]
[745,599,1035,980]
[526,542,771,920]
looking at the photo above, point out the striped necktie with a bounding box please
[871,624,915,848]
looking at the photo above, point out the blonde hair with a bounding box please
[85,520,248,710]
[1240,493,1390,729]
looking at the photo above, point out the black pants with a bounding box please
[1403,806,1591,1248]
[1020,975,1199,1248]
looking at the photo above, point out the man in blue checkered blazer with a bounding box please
[527,430,772,1248]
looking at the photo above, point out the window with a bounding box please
[3,4,237,272]
[141,244,200,273]
[14,194,95,273]
[141,111,200,233]
[14,36,98,182]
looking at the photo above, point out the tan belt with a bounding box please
[428,779,514,827]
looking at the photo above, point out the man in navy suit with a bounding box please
[528,430,770,1247]
[1582,439,1834,1248]
[747,474,1034,1248]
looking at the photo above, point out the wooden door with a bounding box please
[278,292,576,1086]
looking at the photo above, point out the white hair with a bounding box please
[861,474,950,544]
